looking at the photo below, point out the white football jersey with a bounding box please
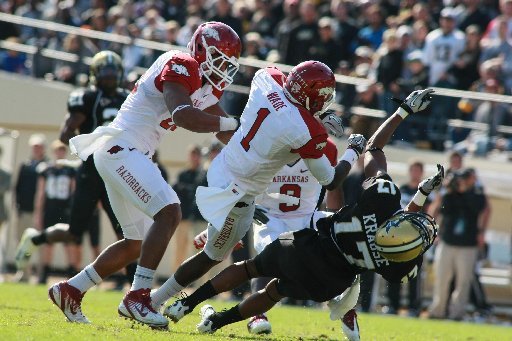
[220,67,330,196]
[422,29,465,85]
[110,50,223,154]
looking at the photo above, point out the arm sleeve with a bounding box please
[303,155,335,186]
[67,89,86,114]
[291,134,329,160]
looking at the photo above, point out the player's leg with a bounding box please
[157,199,254,317]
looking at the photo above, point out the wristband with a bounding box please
[339,148,359,167]
[412,190,427,207]
[397,107,409,119]
[219,117,239,131]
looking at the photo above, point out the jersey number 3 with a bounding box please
[241,108,270,151]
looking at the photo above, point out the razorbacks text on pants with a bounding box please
[116,166,152,203]
[214,217,235,249]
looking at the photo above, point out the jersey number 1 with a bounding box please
[240,108,270,151]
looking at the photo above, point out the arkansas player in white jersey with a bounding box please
[48,22,242,329]
[152,60,368,322]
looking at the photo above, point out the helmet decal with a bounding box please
[203,27,220,41]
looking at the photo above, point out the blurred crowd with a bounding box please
[1,0,512,152]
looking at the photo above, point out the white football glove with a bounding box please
[319,111,345,138]
[418,164,445,195]
[392,88,434,118]
[347,134,367,158]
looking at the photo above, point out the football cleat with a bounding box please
[247,314,272,334]
[163,299,191,322]
[118,288,168,329]
[341,309,360,341]
[48,281,90,323]
[15,227,39,270]
[196,304,217,334]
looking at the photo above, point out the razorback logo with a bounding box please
[290,81,301,93]
[203,27,220,40]
[171,64,189,76]
[318,87,334,97]
[315,141,327,150]
[108,145,124,154]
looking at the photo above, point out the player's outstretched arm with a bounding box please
[60,113,86,145]
[365,89,434,178]
[404,164,444,213]
[163,82,239,133]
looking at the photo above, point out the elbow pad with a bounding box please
[303,156,335,186]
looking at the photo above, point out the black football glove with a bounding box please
[419,164,445,195]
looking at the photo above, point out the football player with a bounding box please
[45,22,243,328]
[152,60,361,321]
[15,50,132,279]
[192,138,341,335]
[160,89,444,335]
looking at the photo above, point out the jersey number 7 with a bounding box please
[240,108,270,151]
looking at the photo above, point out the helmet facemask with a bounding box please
[199,36,239,91]
[392,212,438,255]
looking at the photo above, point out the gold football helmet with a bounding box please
[89,50,123,90]
[375,212,438,263]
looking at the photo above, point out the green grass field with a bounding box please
[0,283,510,340]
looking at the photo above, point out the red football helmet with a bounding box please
[283,61,336,116]
[188,21,242,91]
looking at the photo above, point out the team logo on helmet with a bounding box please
[290,82,301,93]
[172,64,190,76]
[203,27,220,41]
[318,87,334,97]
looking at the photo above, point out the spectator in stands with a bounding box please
[121,24,145,74]
[357,4,386,50]
[53,33,96,84]
[480,16,512,93]
[385,159,430,316]
[275,0,301,64]
[308,17,342,71]
[411,20,430,50]
[0,37,29,75]
[242,32,266,60]
[163,20,181,45]
[353,45,375,68]
[250,0,279,47]
[161,0,188,25]
[350,64,380,140]
[448,25,482,90]
[176,16,203,47]
[172,145,206,273]
[458,0,491,33]
[410,3,436,31]
[14,0,43,44]
[428,168,490,321]
[330,0,359,62]
[481,0,512,47]
[208,0,243,38]
[334,60,356,111]
[422,7,466,87]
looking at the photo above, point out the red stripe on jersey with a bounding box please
[291,107,329,159]
[154,52,201,94]
[265,66,286,86]
[324,138,338,166]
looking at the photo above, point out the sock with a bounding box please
[130,266,155,291]
[210,305,244,330]
[151,274,185,307]
[32,232,47,246]
[184,281,217,311]
[68,264,102,293]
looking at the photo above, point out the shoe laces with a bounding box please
[131,288,157,314]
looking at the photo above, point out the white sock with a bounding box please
[68,264,102,293]
[151,275,185,307]
[131,266,155,291]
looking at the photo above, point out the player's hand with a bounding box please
[419,164,444,195]
[392,88,434,118]
[319,110,344,138]
[347,134,367,158]
[253,205,269,225]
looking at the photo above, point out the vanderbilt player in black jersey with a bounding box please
[156,88,444,334]
[15,51,136,282]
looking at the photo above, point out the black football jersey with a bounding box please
[328,173,422,283]
[37,163,76,201]
[67,87,130,134]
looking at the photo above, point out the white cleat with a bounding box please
[196,304,217,334]
[118,288,168,329]
[341,309,360,341]
[48,281,90,323]
[15,227,39,270]
[163,299,191,323]
[247,314,272,334]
